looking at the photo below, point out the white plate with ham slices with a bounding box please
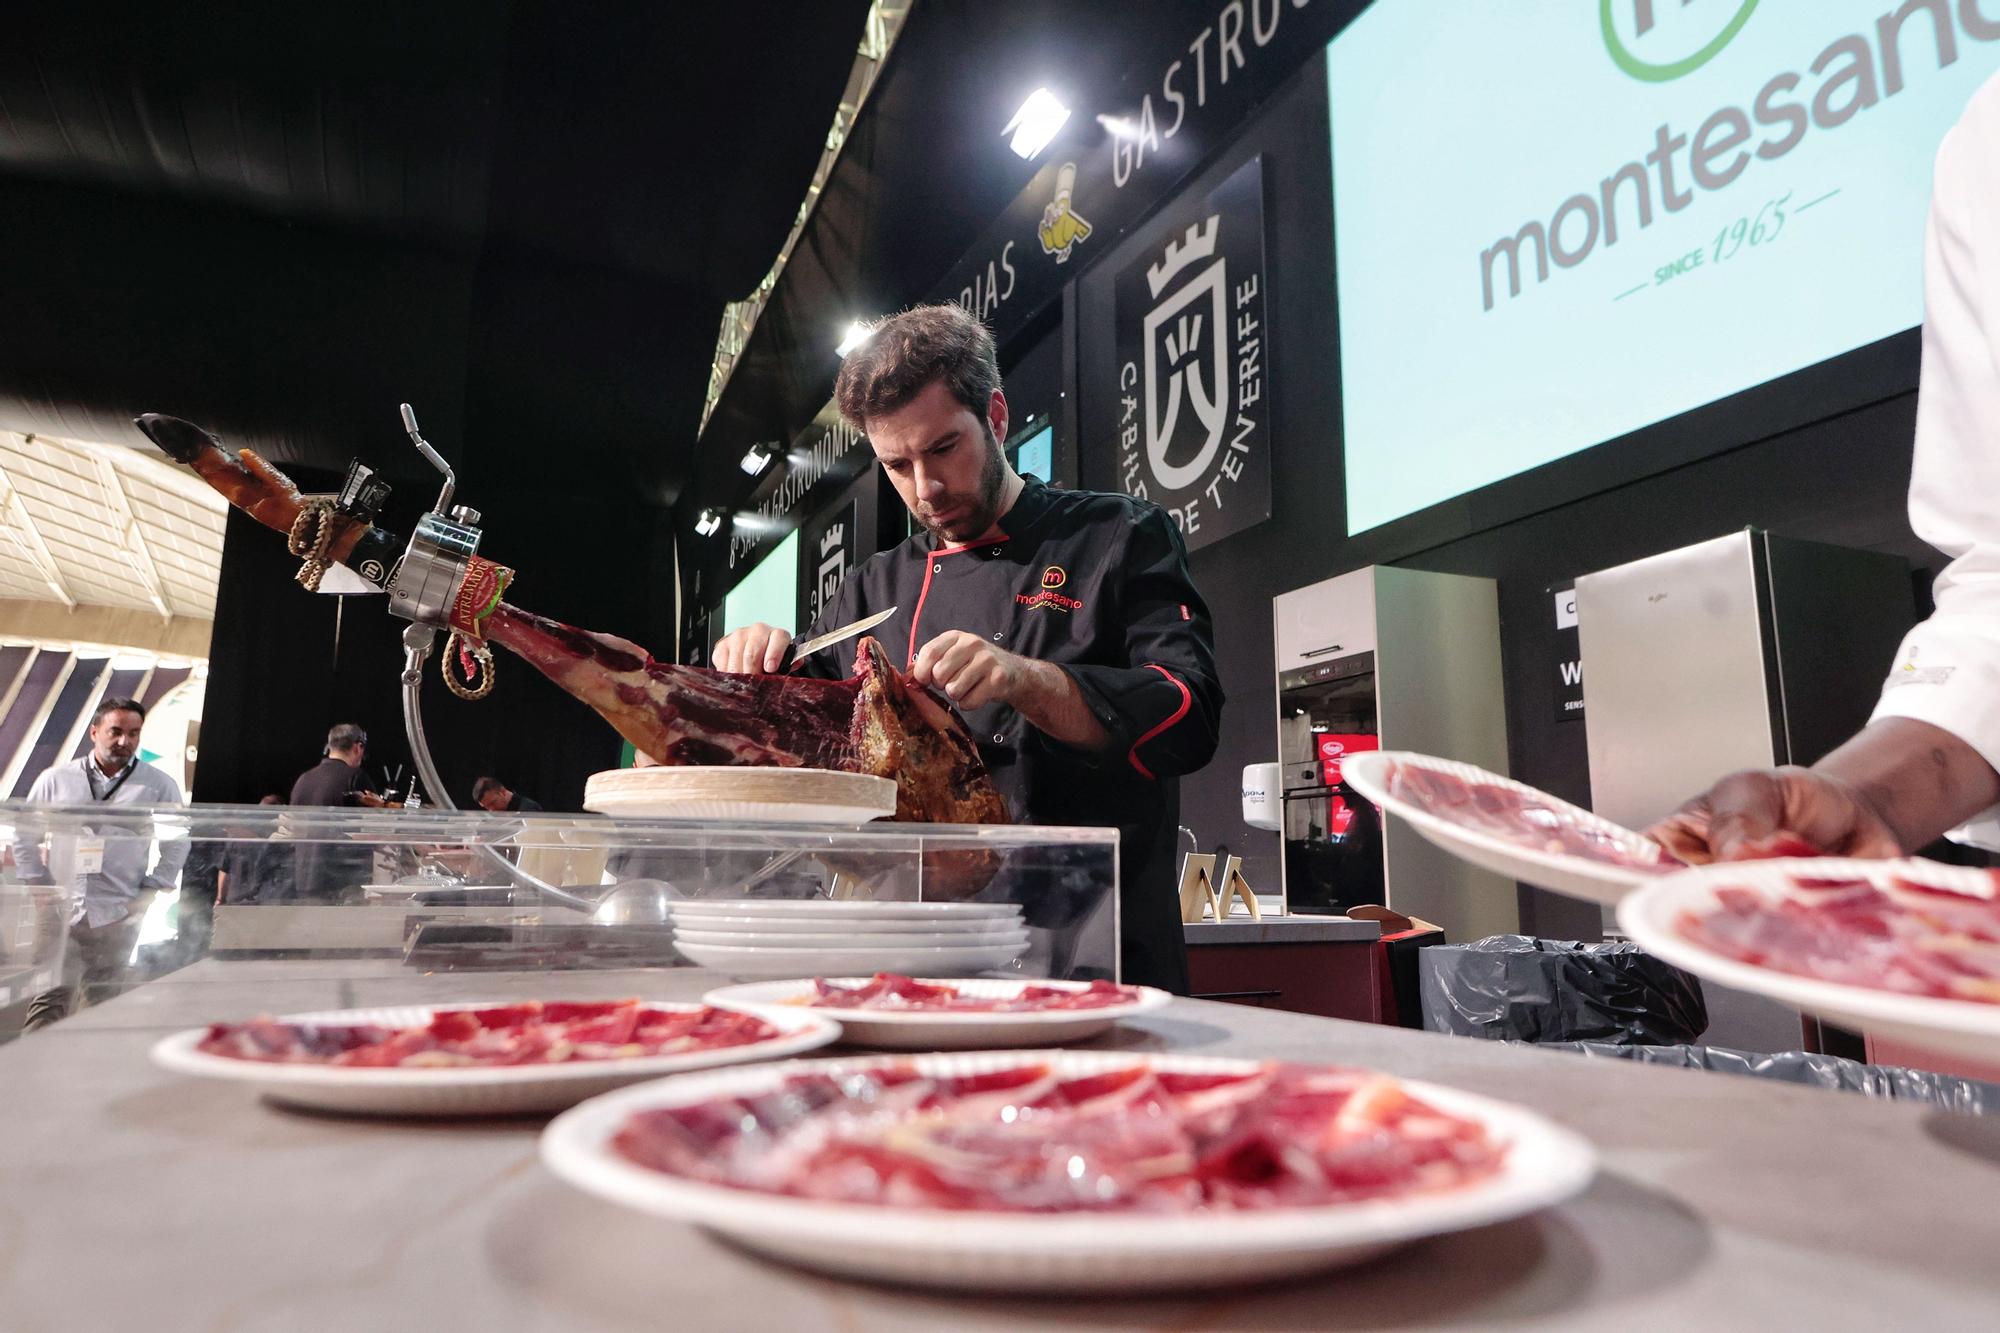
[705,975,1172,1048]
[541,1050,1596,1293]
[150,1000,841,1116]
[1343,750,1681,905]
[1619,858,2000,1063]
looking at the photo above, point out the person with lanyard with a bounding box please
[12,696,186,1027]
[713,304,1224,992]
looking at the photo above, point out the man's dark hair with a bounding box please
[472,776,504,801]
[833,304,1000,431]
[326,723,367,752]
[91,696,146,726]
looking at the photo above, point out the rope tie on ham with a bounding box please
[286,497,337,592]
[442,567,505,700]
[444,630,496,700]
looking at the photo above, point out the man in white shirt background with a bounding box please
[11,696,187,1028]
[1653,71,2000,864]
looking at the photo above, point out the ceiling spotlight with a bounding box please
[694,508,723,537]
[740,443,775,476]
[836,320,874,357]
[1004,88,1071,159]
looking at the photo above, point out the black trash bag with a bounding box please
[1418,934,1707,1046]
[1541,1041,2000,1115]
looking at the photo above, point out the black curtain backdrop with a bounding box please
[195,474,675,811]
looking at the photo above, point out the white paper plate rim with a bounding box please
[149,1001,841,1089]
[541,1051,1596,1255]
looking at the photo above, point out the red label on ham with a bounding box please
[610,1061,1507,1213]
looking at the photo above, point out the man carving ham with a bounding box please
[715,304,1224,992]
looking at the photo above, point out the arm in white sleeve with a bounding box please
[1870,80,2000,841]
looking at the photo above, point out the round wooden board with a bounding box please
[582,766,897,823]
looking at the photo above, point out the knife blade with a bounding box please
[786,605,898,667]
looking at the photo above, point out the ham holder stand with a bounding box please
[134,403,804,925]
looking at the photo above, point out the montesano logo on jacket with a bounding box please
[1016,563,1082,612]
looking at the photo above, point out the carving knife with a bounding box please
[784,605,898,669]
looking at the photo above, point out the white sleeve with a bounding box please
[146,776,191,888]
[1870,78,2000,844]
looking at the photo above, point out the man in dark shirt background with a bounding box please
[473,776,543,814]
[287,723,383,902]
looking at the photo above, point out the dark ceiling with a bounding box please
[0,0,871,501]
[686,0,1222,508]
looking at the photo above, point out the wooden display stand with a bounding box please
[1178,854,1219,923]
[1178,854,1262,923]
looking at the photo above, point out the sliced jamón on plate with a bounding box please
[540,1051,1596,1291]
[1619,858,2000,1063]
[152,999,841,1116]
[802,973,1139,1011]
[704,975,1172,1048]
[1341,750,1677,905]
[194,999,785,1066]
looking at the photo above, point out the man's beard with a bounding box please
[916,430,1006,543]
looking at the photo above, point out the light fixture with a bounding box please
[739,443,775,476]
[836,320,874,357]
[1004,88,1071,159]
[694,508,722,537]
[1095,112,1138,141]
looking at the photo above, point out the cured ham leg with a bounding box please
[136,412,1009,826]
[134,414,375,565]
[484,605,1007,825]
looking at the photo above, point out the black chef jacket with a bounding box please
[796,478,1223,992]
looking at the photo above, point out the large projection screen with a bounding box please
[1330,1,2000,534]
[723,530,799,638]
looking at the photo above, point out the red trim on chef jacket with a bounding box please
[905,531,1007,668]
[1127,664,1193,779]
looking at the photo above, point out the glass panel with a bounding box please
[0,801,1118,1038]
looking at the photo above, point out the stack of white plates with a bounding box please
[667,900,1029,977]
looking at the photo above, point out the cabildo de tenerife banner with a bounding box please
[1331,1,2000,533]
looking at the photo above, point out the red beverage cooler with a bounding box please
[1317,733,1378,838]
[1276,651,1382,916]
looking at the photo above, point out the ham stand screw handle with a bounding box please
[400,402,455,517]
[387,404,598,916]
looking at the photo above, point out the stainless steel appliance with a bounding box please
[1576,528,1915,1053]
[1576,529,1914,829]
[1272,566,1513,940]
